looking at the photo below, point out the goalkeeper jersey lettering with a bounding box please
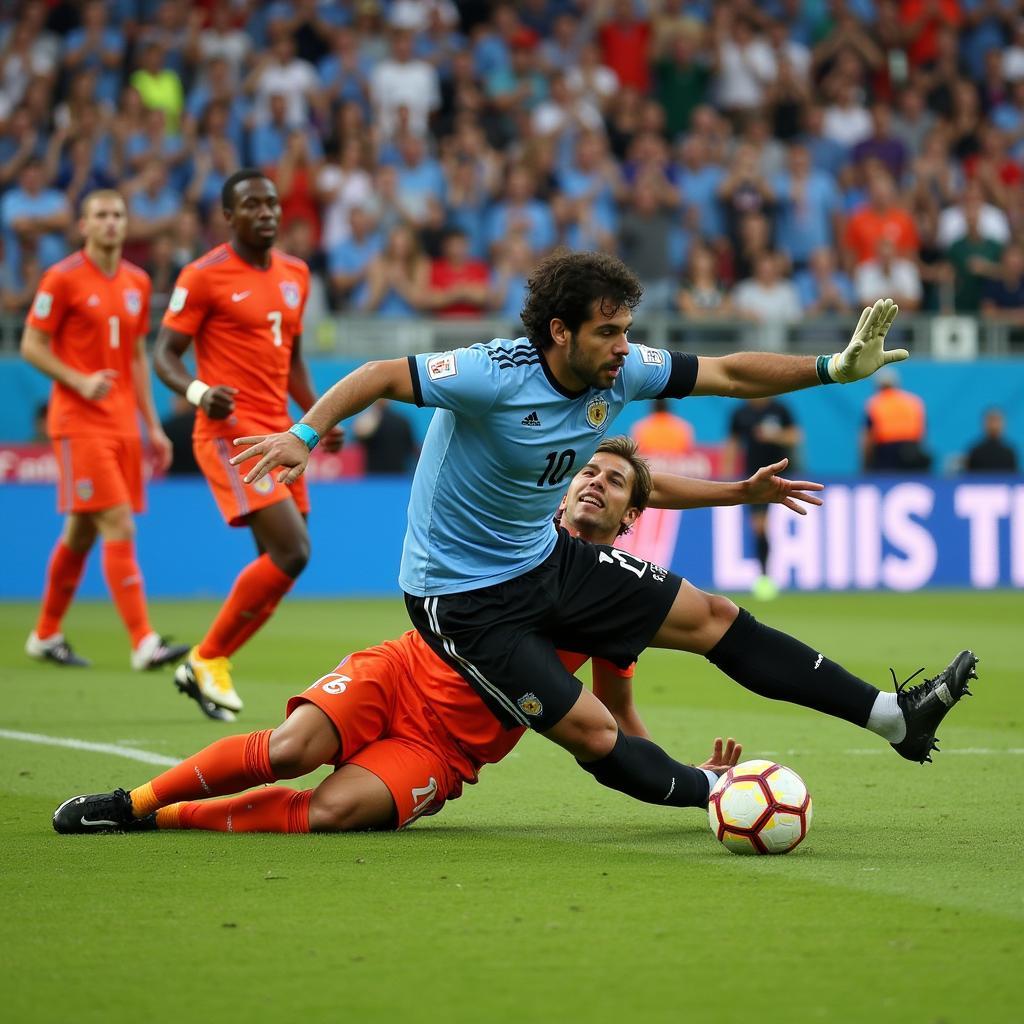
[400,338,697,596]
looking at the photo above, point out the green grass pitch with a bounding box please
[1,592,1021,1023]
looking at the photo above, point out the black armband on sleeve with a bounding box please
[656,352,699,399]
[407,355,424,407]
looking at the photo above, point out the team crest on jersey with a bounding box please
[636,345,665,366]
[426,352,457,381]
[76,479,94,501]
[517,692,543,717]
[586,396,609,430]
[32,291,53,318]
[279,281,301,309]
[251,475,275,495]
[123,289,142,316]
[169,286,188,313]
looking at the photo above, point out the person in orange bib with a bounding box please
[51,438,826,835]
[154,169,342,718]
[861,368,930,472]
[21,189,189,671]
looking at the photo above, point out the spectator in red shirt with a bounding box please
[598,0,652,94]
[900,0,962,69]
[844,169,920,265]
[424,227,491,318]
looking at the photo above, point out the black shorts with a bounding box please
[405,530,683,732]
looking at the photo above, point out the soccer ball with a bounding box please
[708,759,812,855]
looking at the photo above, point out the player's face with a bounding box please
[227,178,281,249]
[80,196,127,248]
[561,452,639,542]
[566,304,632,390]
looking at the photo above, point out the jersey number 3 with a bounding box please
[267,311,283,347]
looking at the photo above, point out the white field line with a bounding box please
[760,748,1024,757]
[0,729,178,767]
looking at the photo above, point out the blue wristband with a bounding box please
[288,423,320,451]
[815,355,836,385]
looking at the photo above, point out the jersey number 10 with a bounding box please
[537,449,576,487]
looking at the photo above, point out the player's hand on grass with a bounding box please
[742,458,824,514]
[827,297,906,383]
[321,424,344,453]
[199,385,238,419]
[231,431,310,485]
[699,737,742,776]
[149,426,173,473]
[77,369,117,401]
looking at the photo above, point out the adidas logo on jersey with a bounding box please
[521,411,541,427]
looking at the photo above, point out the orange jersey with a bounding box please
[161,244,310,439]
[27,251,151,439]
[389,629,633,769]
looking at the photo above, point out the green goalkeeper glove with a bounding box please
[822,298,907,384]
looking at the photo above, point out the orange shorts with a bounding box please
[286,648,480,830]
[53,435,144,515]
[194,433,309,527]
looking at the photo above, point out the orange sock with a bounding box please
[36,540,87,639]
[198,554,294,660]
[102,539,152,648]
[129,730,275,816]
[174,787,312,833]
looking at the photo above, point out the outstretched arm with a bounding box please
[692,298,905,398]
[649,458,823,515]
[231,357,415,484]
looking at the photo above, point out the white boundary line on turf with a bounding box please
[759,748,1024,756]
[0,729,179,767]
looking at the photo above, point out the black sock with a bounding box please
[576,730,711,808]
[755,533,769,574]
[706,608,877,726]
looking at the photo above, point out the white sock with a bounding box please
[866,690,906,743]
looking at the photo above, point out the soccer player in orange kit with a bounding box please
[52,440,824,835]
[21,189,189,671]
[154,169,342,718]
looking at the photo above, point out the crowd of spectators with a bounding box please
[3,0,1024,329]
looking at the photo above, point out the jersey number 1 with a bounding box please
[108,316,119,349]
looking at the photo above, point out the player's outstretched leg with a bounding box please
[53,706,340,834]
[890,651,978,763]
[650,584,978,763]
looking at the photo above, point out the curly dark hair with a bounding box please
[520,250,644,350]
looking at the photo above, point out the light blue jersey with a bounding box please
[399,338,698,596]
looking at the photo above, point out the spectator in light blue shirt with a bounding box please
[328,205,382,310]
[486,165,556,256]
[395,134,446,227]
[250,94,323,169]
[798,105,848,179]
[128,160,180,246]
[794,247,856,314]
[490,235,534,322]
[0,161,71,288]
[772,145,843,268]
[63,1,125,107]
[318,27,373,110]
[675,135,726,240]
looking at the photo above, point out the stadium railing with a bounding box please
[1,311,1021,359]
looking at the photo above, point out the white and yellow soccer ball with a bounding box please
[708,760,812,855]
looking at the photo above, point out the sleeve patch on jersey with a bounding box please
[636,344,665,366]
[426,352,458,381]
[279,281,301,308]
[168,286,188,313]
[32,291,53,318]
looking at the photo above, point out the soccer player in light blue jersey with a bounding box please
[234,250,978,814]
